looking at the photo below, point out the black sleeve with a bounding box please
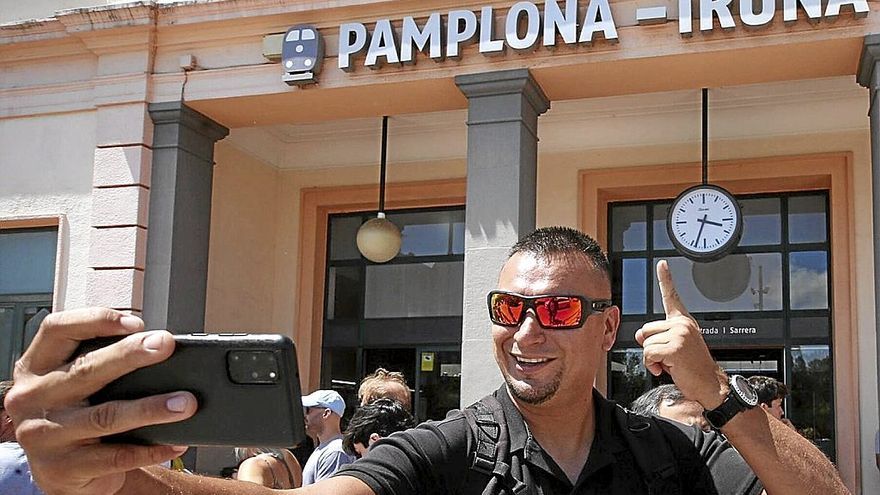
[333,414,471,495]
[658,418,764,495]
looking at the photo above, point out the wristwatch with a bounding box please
[702,375,759,429]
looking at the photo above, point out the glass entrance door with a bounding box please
[711,348,784,381]
[362,346,460,422]
[414,347,460,421]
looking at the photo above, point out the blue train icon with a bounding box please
[282,25,323,85]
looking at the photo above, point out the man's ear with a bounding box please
[322,408,332,419]
[368,432,381,446]
[602,305,621,352]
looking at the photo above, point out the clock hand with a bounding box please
[694,214,708,247]
[697,217,724,228]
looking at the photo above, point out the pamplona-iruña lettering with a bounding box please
[338,0,869,71]
[339,0,617,71]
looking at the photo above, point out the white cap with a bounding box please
[302,389,345,417]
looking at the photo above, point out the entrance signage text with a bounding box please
[337,0,869,71]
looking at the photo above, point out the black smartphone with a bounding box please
[76,333,305,448]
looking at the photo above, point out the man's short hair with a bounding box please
[630,384,687,416]
[358,368,411,411]
[509,226,611,281]
[0,380,13,411]
[343,398,415,457]
[747,376,788,407]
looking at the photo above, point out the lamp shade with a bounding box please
[356,214,401,263]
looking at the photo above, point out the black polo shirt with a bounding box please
[335,386,762,495]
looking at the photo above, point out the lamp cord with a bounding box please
[702,88,708,185]
[379,116,389,213]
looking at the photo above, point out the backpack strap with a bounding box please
[468,399,500,474]
[614,406,682,495]
[462,396,533,495]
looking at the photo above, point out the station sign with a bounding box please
[616,317,785,345]
[339,0,869,70]
[275,0,870,83]
[697,318,785,344]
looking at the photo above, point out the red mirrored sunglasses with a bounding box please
[487,291,613,330]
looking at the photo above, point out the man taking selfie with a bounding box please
[6,227,849,494]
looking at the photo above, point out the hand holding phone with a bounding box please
[6,309,196,495]
[77,333,306,447]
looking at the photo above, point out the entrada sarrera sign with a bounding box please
[337,0,868,71]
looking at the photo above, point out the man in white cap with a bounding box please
[300,390,355,485]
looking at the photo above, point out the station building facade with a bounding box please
[1,0,879,491]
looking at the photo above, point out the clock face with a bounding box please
[667,184,743,261]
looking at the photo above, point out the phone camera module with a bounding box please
[228,351,279,384]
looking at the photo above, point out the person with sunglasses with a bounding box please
[6,227,849,495]
[300,390,356,485]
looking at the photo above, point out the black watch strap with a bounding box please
[703,375,757,429]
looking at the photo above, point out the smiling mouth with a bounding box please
[516,356,549,364]
[512,355,554,371]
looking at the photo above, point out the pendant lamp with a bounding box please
[356,116,401,263]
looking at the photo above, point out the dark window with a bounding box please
[322,207,464,422]
[0,228,57,295]
[650,254,783,313]
[0,227,57,380]
[789,195,827,244]
[326,266,361,319]
[790,345,835,460]
[609,349,649,404]
[329,216,364,261]
[652,203,674,250]
[789,251,828,310]
[739,198,781,246]
[320,347,359,410]
[363,262,463,318]
[620,258,647,314]
[611,205,647,252]
[608,192,833,458]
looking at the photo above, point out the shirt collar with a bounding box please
[494,386,626,452]
[493,385,629,482]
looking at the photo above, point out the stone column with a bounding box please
[79,6,157,313]
[857,33,880,432]
[87,103,153,312]
[144,102,228,332]
[454,69,550,406]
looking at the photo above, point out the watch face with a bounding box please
[730,374,759,407]
[667,184,743,262]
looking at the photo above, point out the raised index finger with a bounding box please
[657,260,689,318]
[19,308,144,375]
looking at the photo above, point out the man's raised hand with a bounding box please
[5,308,197,495]
[635,260,728,411]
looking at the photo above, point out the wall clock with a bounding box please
[667,183,743,262]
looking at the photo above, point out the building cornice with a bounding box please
[55,2,157,33]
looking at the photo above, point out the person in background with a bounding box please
[747,376,795,428]
[342,399,416,459]
[300,390,356,485]
[631,383,710,431]
[0,380,44,495]
[234,447,301,489]
[357,368,412,411]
